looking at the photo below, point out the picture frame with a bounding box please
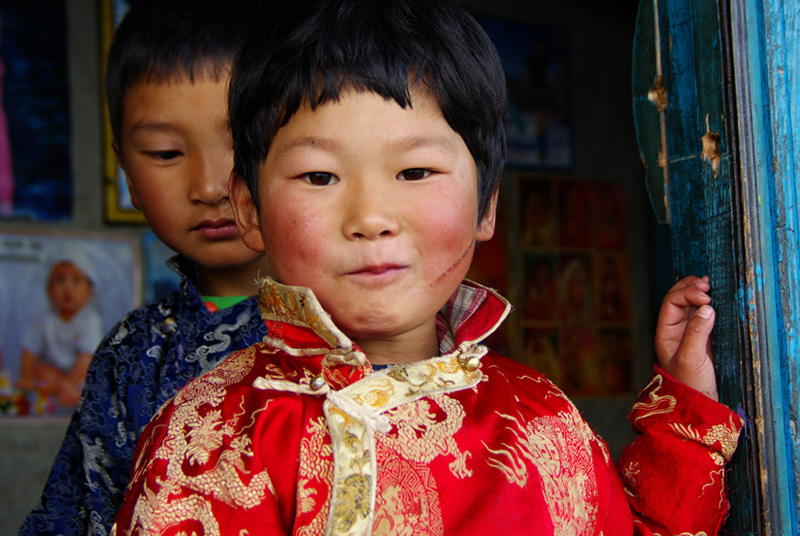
[99,0,144,224]
[476,15,575,171]
[0,2,73,221]
[0,227,142,415]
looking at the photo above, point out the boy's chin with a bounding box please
[190,247,266,272]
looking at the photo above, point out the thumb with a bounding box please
[678,304,715,354]
[669,304,718,400]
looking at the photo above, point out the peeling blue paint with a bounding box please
[635,0,800,531]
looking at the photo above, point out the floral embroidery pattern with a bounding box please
[324,403,375,536]
[318,348,484,536]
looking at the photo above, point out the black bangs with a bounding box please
[230,0,507,219]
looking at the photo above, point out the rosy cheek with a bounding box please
[422,206,476,279]
[427,202,475,250]
[264,205,325,279]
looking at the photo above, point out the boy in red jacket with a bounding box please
[112,1,741,534]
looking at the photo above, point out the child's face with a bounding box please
[234,89,497,350]
[117,72,263,273]
[48,262,93,320]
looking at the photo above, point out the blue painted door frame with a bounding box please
[634,0,799,533]
[730,0,800,532]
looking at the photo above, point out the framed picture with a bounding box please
[99,0,143,223]
[507,173,634,396]
[0,227,142,415]
[0,1,73,221]
[477,15,574,170]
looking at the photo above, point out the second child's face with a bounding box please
[117,72,263,273]
[234,90,496,356]
[48,262,92,321]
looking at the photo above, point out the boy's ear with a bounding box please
[476,188,499,242]
[230,173,266,253]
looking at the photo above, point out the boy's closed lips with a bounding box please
[192,216,240,241]
[345,263,408,283]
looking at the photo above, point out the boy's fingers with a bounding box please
[668,275,711,296]
[663,285,712,314]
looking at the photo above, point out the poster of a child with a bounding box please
[0,229,140,415]
[15,246,103,412]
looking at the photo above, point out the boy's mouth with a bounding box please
[193,218,239,240]
[346,264,408,283]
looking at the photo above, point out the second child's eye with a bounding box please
[303,172,339,186]
[398,168,431,181]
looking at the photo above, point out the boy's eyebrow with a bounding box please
[127,117,231,136]
[129,120,179,133]
[392,135,458,154]
[273,136,338,155]
[274,134,458,156]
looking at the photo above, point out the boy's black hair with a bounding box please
[106,0,259,147]
[229,0,508,220]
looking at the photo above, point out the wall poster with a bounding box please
[468,173,634,397]
[0,1,72,221]
[0,227,141,416]
[477,15,574,170]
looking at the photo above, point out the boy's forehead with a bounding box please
[125,61,230,99]
[120,71,231,136]
[285,86,448,133]
[271,89,459,150]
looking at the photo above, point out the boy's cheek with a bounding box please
[262,214,325,275]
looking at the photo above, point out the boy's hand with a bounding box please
[655,275,719,401]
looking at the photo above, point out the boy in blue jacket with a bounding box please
[19,1,271,534]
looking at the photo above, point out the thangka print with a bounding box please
[516,174,633,396]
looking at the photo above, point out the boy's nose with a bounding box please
[342,182,400,240]
[189,157,228,204]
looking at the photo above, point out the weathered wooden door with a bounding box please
[633,0,800,533]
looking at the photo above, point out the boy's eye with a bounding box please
[149,150,182,161]
[398,168,431,181]
[303,172,339,186]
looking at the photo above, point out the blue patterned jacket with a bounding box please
[18,257,268,536]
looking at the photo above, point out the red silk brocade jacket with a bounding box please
[112,278,743,536]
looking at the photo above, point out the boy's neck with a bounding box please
[196,258,271,297]
[355,321,440,365]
